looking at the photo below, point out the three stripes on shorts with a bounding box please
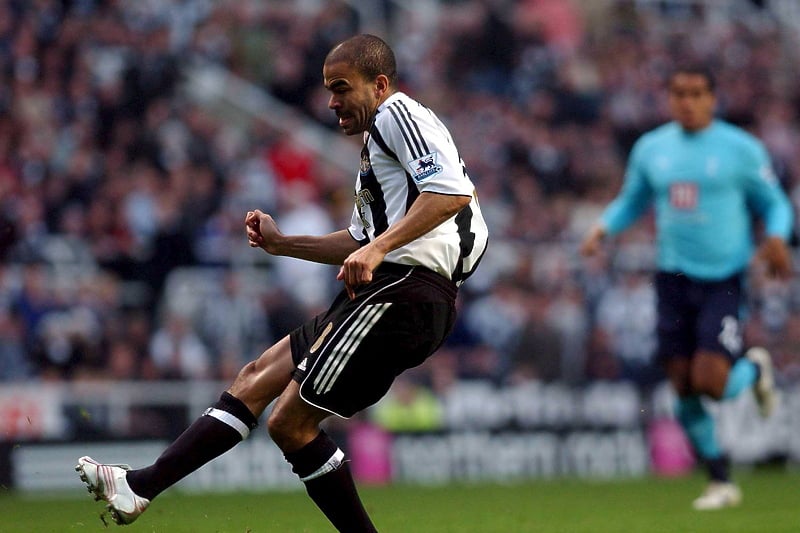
[313,302,392,394]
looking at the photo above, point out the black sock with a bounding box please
[706,456,730,482]
[284,431,377,533]
[126,392,258,500]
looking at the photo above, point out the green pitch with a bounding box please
[1,468,796,532]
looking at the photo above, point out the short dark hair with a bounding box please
[668,63,716,92]
[325,34,398,87]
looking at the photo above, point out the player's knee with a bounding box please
[689,370,724,399]
[664,359,691,396]
[240,359,259,379]
[267,414,306,452]
[668,374,691,397]
[230,359,277,410]
[267,405,320,452]
[230,360,258,391]
[266,407,293,448]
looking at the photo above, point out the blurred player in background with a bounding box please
[581,64,793,510]
[76,34,488,531]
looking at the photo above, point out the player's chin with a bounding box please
[340,124,361,136]
[338,118,364,136]
[678,115,706,131]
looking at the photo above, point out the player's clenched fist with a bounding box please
[756,235,792,280]
[245,209,283,254]
[337,243,385,300]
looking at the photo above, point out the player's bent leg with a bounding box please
[664,356,740,509]
[76,337,296,525]
[267,379,330,451]
[126,390,261,499]
[663,356,692,397]
[675,396,724,465]
[675,395,739,509]
[228,335,299,416]
[270,382,378,533]
[689,350,731,400]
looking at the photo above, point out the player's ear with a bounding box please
[375,74,389,98]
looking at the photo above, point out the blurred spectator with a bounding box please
[106,339,143,381]
[148,311,211,380]
[464,276,527,358]
[507,308,562,384]
[594,270,660,386]
[11,264,59,363]
[196,270,271,379]
[31,303,104,380]
[271,181,337,313]
[371,374,444,433]
[584,326,621,381]
[0,307,30,381]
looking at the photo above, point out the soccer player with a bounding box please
[581,64,793,510]
[76,34,488,531]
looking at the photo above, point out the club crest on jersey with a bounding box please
[408,152,443,183]
[360,151,371,176]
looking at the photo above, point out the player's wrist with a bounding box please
[593,225,608,240]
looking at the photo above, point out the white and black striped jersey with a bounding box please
[347,92,489,286]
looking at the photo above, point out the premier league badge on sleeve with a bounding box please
[408,152,443,183]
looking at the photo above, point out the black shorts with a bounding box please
[655,271,744,362]
[290,263,457,418]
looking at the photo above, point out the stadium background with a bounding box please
[1,0,800,495]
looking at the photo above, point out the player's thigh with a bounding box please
[655,272,695,362]
[690,350,731,398]
[696,277,742,358]
[229,335,296,415]
[300,300,455,418]
[664,356,692,396]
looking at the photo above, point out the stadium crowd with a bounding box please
[2,0,800,411]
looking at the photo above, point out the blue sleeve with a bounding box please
[601,141,653,236]
[742,142,793,240]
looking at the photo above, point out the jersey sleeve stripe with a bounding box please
[388,103,425,158]
[396,100,430,154]
[371,125,420,213]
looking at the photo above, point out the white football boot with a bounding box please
[745,347,779,418]
[692,481,742,510]
[76,456,150,525]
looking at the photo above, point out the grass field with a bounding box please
[1,468,796,532]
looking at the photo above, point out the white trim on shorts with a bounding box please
[298,268,413,418]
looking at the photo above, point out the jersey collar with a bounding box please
[376,92,404,114]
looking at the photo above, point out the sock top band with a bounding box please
[204,407,251,440]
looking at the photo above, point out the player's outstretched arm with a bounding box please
[245,209,360,265]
